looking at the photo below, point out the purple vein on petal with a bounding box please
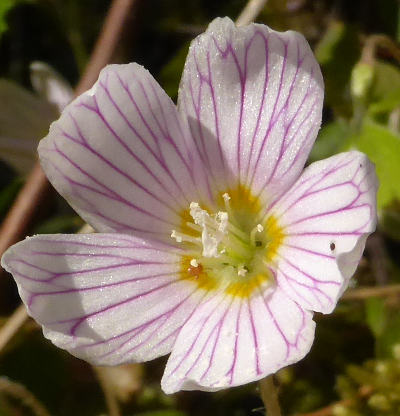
[77,99,182,214]
[247,35,289,189]
[97,77,191,204]
[50,279,182,334]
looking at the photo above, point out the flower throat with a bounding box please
[171,189,285,298]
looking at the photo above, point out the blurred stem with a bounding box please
[94,367,121,416]
[342,284,400,300]
[236,0,268,26]
[75,0,138,95]
[361,34,400,66]
[0,304,28,354]
[0,377,51,416]
[259,375,282,416]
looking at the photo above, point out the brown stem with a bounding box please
[0,377,52,416]
[0,304,29,353]
[259,375,282,416]
[236,0,269,26]
[342,284,400,301]
[0,164,49,258]
[94,367,121,416]
[361,34,400,66]
[0,0,138,261]
[75,0,138,95]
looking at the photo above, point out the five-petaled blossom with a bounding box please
[2,18,378,393]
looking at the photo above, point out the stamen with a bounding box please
[186,222,202,232]
[190,258,199,267]
[238,265,248,277]
[250,223,264,246]
[223,193,232,213]
[188,201,230,258]
[171,230,182,243]
[171,230,201,245]
[216,211,228,233]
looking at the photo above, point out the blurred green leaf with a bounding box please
[32,214,83,234]
[0,0,19,36]
[352,121,400,208]
[159,42,190,100]
[315,21,360,117]
[309,120,351,162]
[0,177,23,217]
[369,89,400,117]
[376,310,400,358]
[371,61,400,103]
[365,297,387,338]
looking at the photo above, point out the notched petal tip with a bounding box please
[272,151,378,314]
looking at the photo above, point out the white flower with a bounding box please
[1,18,377,393]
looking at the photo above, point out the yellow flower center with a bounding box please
[172,187,285,298]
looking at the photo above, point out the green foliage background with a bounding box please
[1,0,400,415]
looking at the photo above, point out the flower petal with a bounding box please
[178,17,323,199]
[270,151,378,313]
[0,79,58,174]
[1,234,205,365]
[30,61,74,112]
[39,63,211,240]
[161,287,315,393]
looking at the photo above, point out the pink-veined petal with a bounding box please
[178,17,323,200]
[161,287,315,393]
[269,151,378,313]
[39,63,212,241]
[1,234,205,365]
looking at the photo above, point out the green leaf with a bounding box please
[368,89,400,117]
[0,177,23,217]
[32,214,83,234]
[309,120,351,162]
[365,297,387,338]
[371,61,400,103]
[159,42,190,100]
[376,310,400,358]
[315,21,360,117]
[0,0,21,37]
[352,121,400,208]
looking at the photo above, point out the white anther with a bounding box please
[238,266,248,277]
[171,230,182,243]
[189,202,208,226]
[190,258,199,267]
[256,224,264,232]
[222,193,231,202]
[216,211,228,233]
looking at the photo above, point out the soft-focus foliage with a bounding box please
[0,0,399,415]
